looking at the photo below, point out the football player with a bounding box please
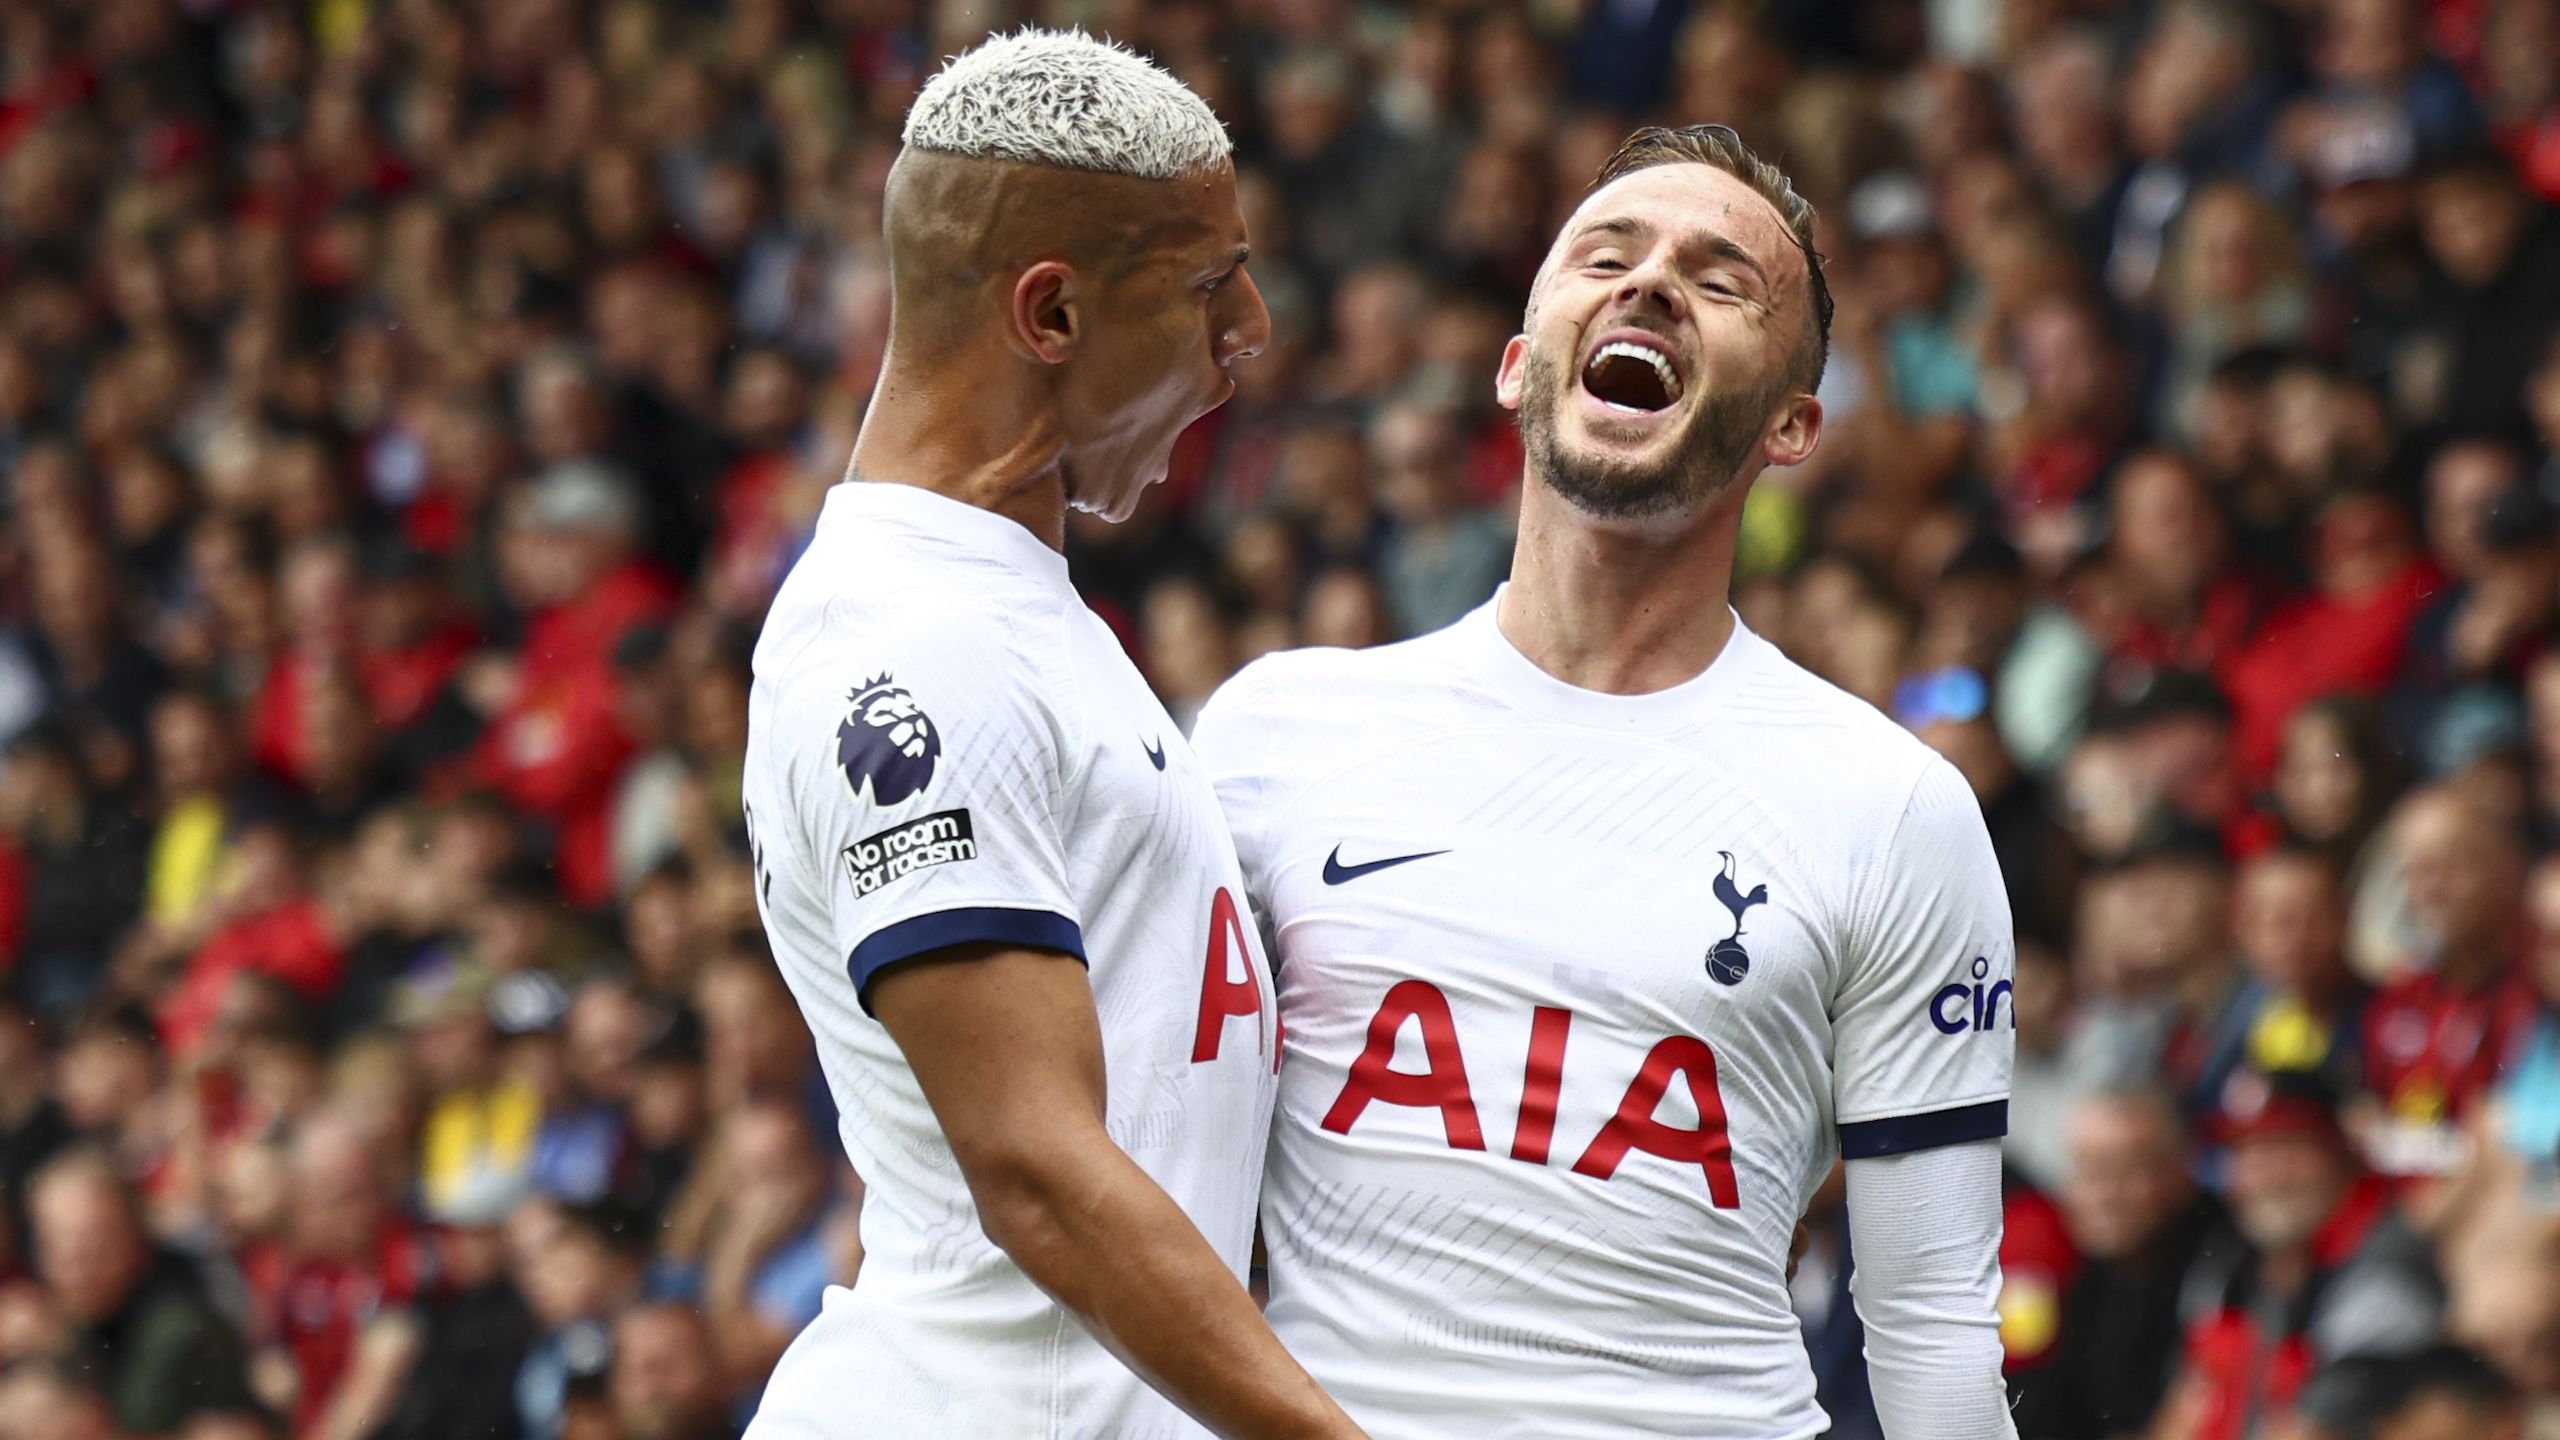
[1194,125,2017,1439]
[743,31,1360,1440]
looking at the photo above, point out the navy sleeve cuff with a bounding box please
[1838,1099,2008,1160]
[850,906,1088,1013]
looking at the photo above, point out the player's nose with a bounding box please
[1217,268,1271,367]
[1615,251,1685,319]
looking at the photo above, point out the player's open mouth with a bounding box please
[1580,333,1683,414]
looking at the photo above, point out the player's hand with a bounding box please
[876,945,1366,1440]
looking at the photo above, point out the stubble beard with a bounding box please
[1517,343,1785,521]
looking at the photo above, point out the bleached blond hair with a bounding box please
[902,28,1231,182]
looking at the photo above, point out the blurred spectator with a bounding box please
[472,463,675,910]
[508,1199,647,1440]
[2403,148,2560,437]
[609,1301,736,1440]
[2272,695,2405,867]
[1373,402,1513,637]
[241,1111,437,1439]
[2359,786,2534,1178]
[2072,830,2248,1121]
[2225,490,2442,782]
[2396,454,2555,745]
[660,1100,832,1406]
[14,1146,251,1434]
[2161,1069,2441,1440]
[2222,848,2369,1100]
[1,723,147,1017]
[2156,184,2314,440]
[2099,451,2263,679]
[375,1177,532,1440]
[2037,1089,2238,1440]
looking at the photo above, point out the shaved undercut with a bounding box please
[882,29,1236,358]
[882,156,1215,354]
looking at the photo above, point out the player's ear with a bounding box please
[1493,335,1530,412]
[1762,393,1822,469]
[1009,262,1080,365]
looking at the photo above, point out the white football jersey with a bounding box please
[1191,593,2015,1440]
[742,482,1279,1440]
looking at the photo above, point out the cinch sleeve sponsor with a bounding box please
[1829,757,2015,1157]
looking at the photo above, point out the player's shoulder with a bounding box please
[751,574,1080,816]
[760,541,1061,698]
[1715,627,1947,825]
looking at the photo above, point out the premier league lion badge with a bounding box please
[837,675,940,806]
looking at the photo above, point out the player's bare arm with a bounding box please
[873,947,1360,1440]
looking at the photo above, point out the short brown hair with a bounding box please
[1591,125,1832,391]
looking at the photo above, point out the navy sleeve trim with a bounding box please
[1838,1099,2008,1160]
[849,907,1088,1013]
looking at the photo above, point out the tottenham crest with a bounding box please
[1707,850,1768,986]
[838,674,940,806]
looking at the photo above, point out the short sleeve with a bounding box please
[1830,757,2015,1159]
[761,602,1085,1009]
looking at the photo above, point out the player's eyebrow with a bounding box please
[1569,217,1772,292]
[1570,216,1647,246]
[1691,233,1771,293]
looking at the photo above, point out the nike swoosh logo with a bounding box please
[1322,845,1450,885]
[1142,737,1167,771]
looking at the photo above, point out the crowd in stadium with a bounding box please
[2,0,2560,1436]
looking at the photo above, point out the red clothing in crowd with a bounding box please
[2000,1181,2081,1374]
[473,561,674,907]
[0,843,21,970]
[2179,1175,2398,1440]
[2359,965,2538,1130]
[245,1224,441,1439]
[708,450,803,618]
[368,624,478,731]
[2221,560,2442,779]
[2114,573,2266,677]
[160,898,347,1055]
[2499,109,2560,206]
[252,628,475,786]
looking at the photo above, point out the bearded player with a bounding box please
[743,31,1364,1440]
[1192,126,2016,1439]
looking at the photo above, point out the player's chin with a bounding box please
[1078,460,1169,524]
[1559,405,1687,472]
[1068,481,1148,524]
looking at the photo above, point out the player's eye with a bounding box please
[1588,256,1627,273]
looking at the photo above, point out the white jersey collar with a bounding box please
[822,480,1075,593]
[1460,583,1765,731]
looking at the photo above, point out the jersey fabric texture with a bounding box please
[1190,593,2017,1440]
[742,482,1279,1439]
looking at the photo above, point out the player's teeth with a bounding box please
[1596,342,1679,396]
